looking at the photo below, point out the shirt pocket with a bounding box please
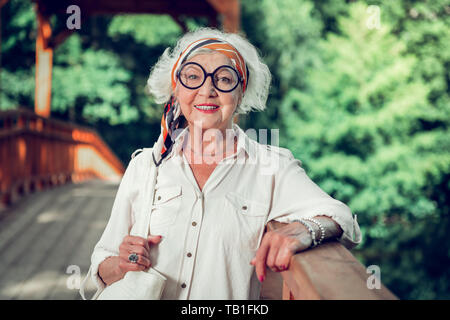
[149,185,182,233]
[224,192,269,251]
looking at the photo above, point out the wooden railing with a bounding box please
[0,108,125,207]
[260,221,398,300]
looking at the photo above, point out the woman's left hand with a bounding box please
[250,221,312,282]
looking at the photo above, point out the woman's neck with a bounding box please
[183,124,237,162]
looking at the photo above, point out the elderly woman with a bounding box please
[81,27,361,300]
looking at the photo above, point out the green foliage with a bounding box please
[108,15,182,47]
[258,0,323,92]
[239,0,324,135]
[1,68,35,109]
[1,0,36,110]
[52,35,137,125]
[278,2,450,299]
[370,0,450,117]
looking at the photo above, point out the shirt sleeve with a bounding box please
[267,151,362,250]
[82,153,141,297]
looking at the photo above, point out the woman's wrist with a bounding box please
[98,256,123,286]
[290,220,314,249]
[303,217,325,246]
[292,216,343,249]
[311,216,343,241]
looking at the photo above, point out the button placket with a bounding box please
[178,191,203,299]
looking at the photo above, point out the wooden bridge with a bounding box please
[0,180,115,299]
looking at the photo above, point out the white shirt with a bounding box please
[85,123,361,300]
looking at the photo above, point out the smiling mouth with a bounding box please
[194,104,220,111]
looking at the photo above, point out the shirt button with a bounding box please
[192,221,197,227]
[187,252,192,258]
[157,196,161,201]
[242,205,247,210]
[181,283,187,289]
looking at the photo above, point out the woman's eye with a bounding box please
[188,74,199,80]
[218,77,231,83]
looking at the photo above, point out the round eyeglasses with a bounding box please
[176,62,243,93]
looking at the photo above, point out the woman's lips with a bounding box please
[194,104,221,113]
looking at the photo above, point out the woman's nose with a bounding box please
[198,75,217,96]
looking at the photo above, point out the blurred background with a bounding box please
[0,0,449,300]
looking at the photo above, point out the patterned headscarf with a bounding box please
[153,37,248,166]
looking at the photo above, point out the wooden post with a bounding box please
[34,4,53,118]
[206,0,240,33]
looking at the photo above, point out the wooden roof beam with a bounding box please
[0,0,9,9]
[32,0,217,16]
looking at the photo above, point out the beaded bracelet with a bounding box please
[292,219,316,248]
[303,217,326,247]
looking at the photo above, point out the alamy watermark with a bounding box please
[170,122,282,175]
[366,265,381,289]
[66,5,81,30]
[366,5,381,30]
[66,264,81,290]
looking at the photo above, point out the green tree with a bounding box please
[368,0,450,139]
[280,2,450,299]
[240,0,324,137]
[52,34,137,125]
[0,0,36,110]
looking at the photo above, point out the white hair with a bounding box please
[146,27,272,115]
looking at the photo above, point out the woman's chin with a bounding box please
[190,118,223,131]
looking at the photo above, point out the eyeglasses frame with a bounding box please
[176,62,243,93]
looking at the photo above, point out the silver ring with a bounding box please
[128,253,139,263]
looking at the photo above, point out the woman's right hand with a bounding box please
[118,235,162,273]
[98,235,162,286]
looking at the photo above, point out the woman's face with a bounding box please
[174,52,242,133]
